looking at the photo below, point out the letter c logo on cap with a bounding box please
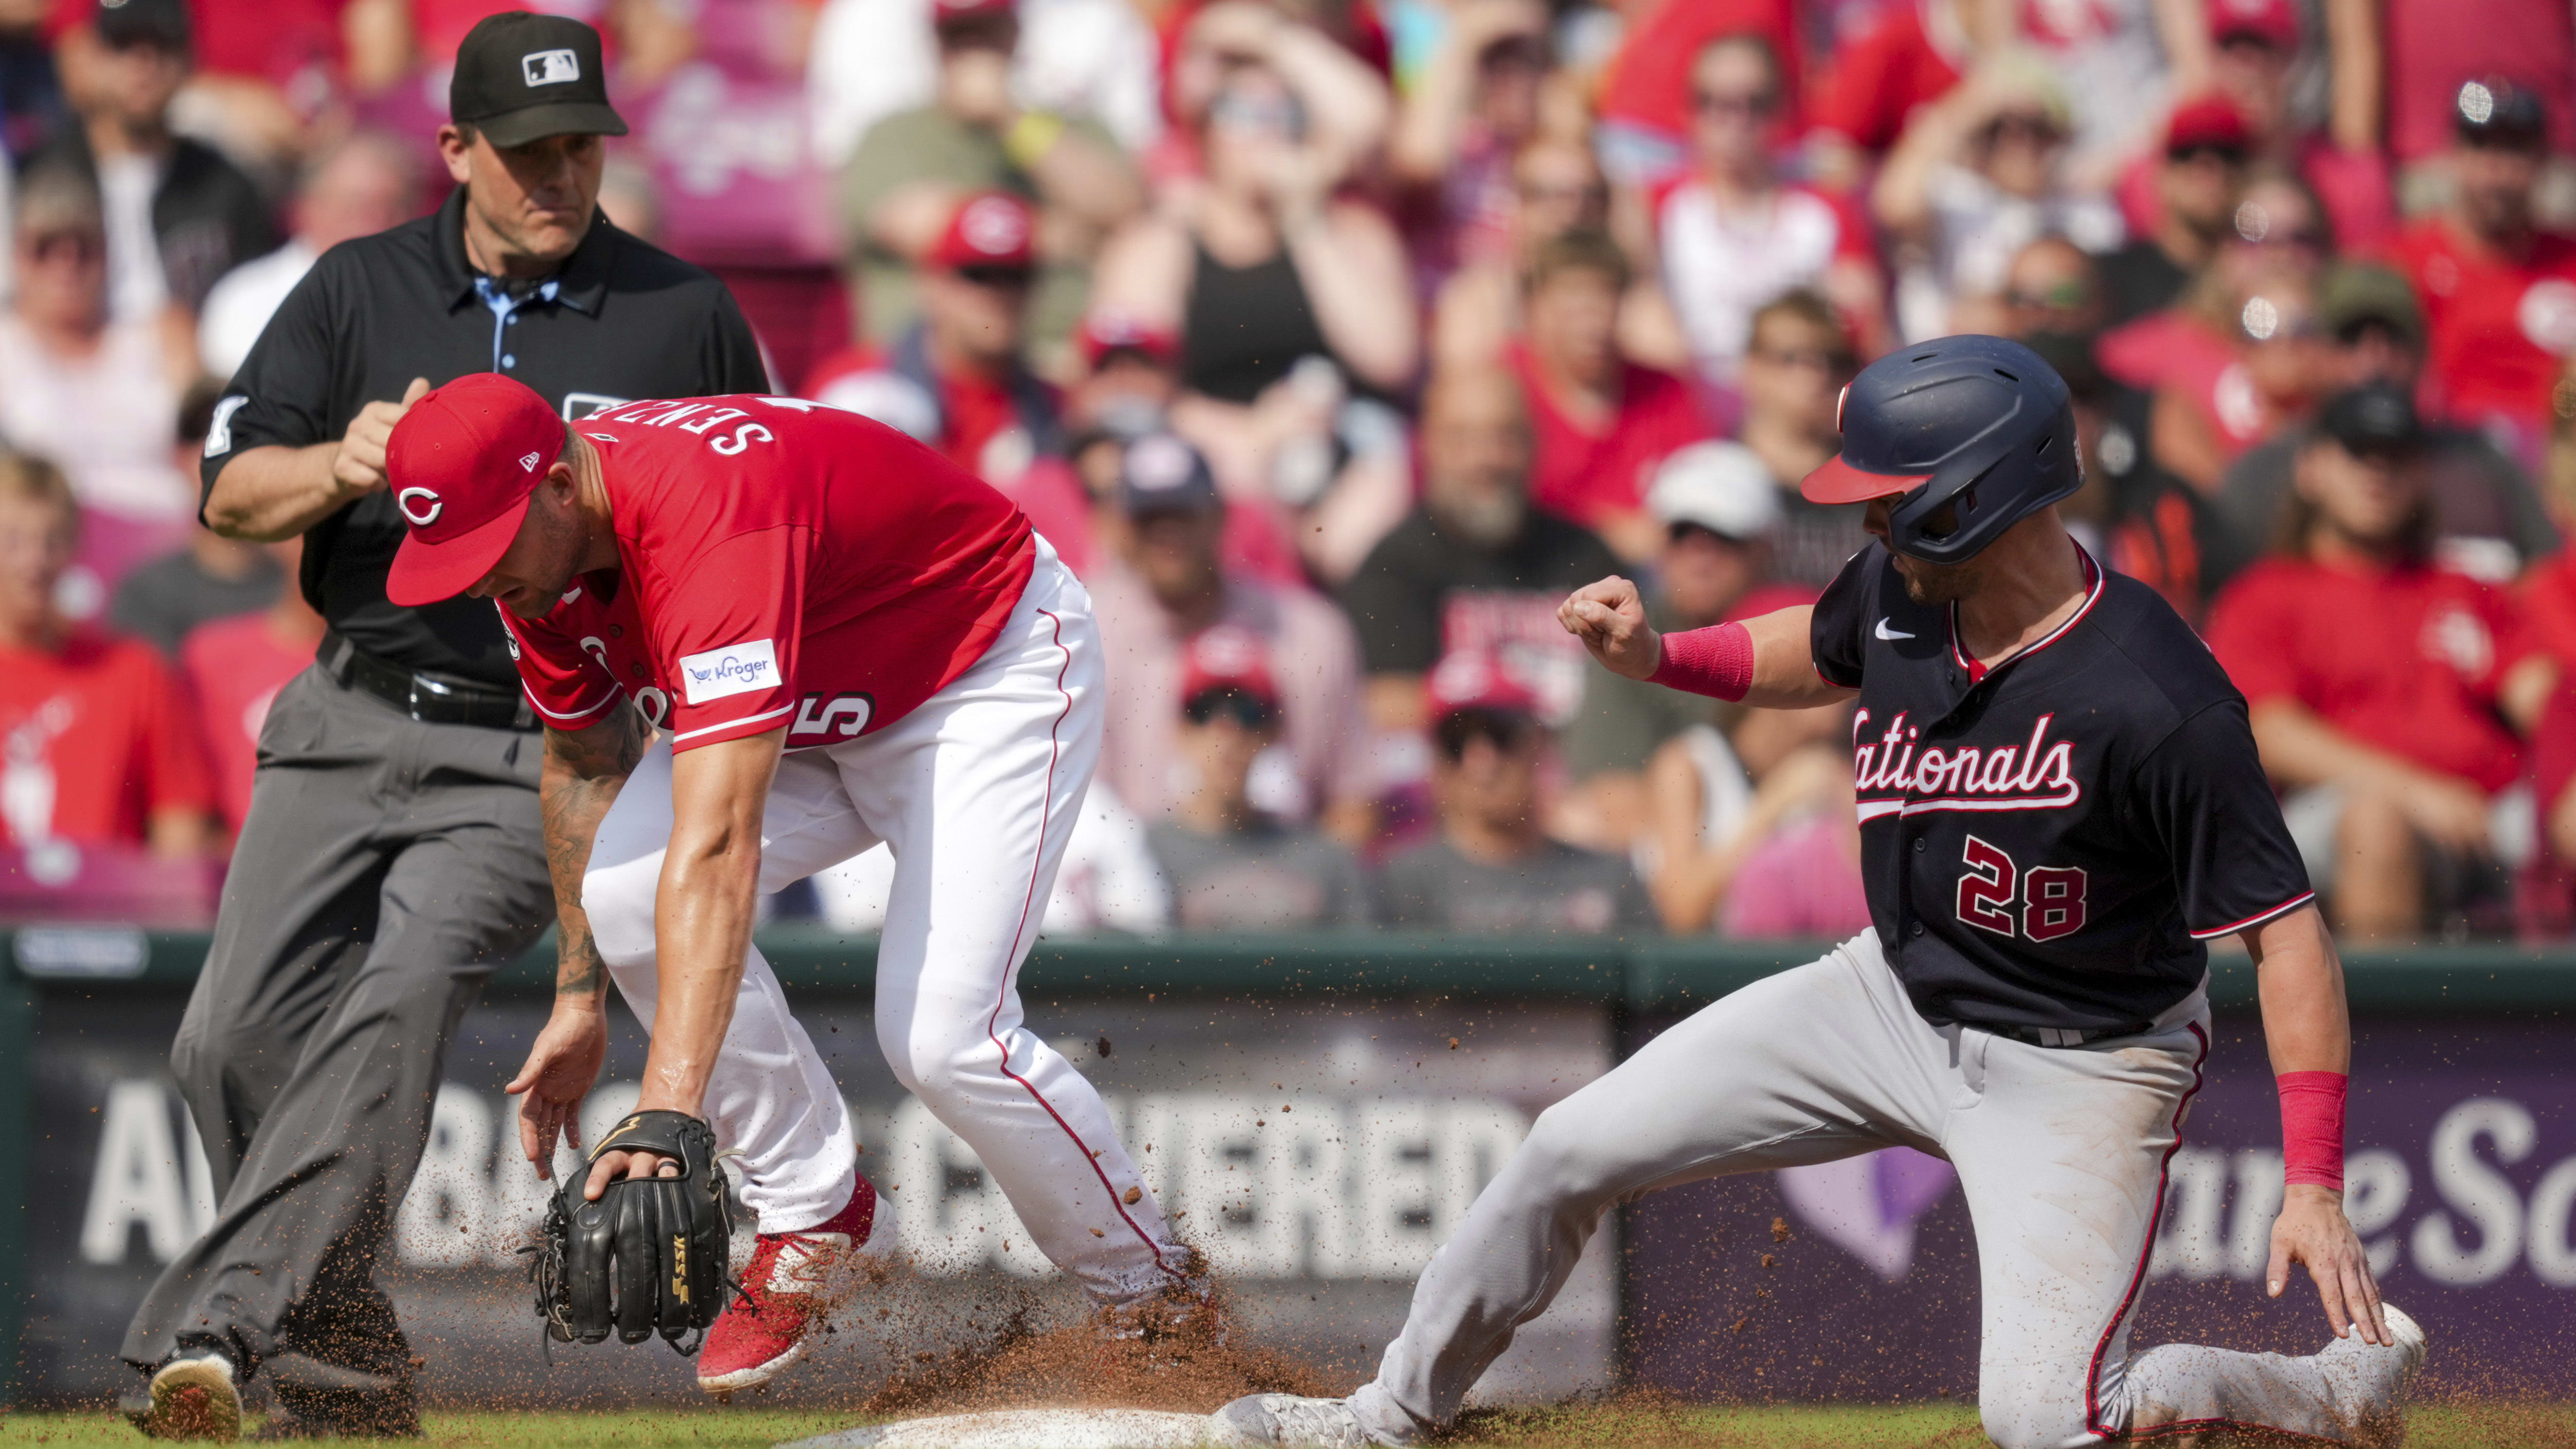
[397,487,443,526]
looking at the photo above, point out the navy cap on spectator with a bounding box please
[1116,433,1219,515]
[95,0,189,51]
[2317,383,2422,457]
[2455,78,2546,149]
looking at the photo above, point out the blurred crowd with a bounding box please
[1,0,2574,942]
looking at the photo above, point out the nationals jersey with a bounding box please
[497,396,1035,752]
[1810,542,2311,1035]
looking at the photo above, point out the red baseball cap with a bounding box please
[1426,648,1542,722]
[2165,94,2253,153]
[933,0,1016,22]
[1079,309,1179,369]
[2208,0,2297,48]
[928,192,1036,271]
[383,373,565,608]
[1179,625,1281,711]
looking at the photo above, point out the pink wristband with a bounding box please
[1649,621,1755,701]
[2278,1071,2348,1190]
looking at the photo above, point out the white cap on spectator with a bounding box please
[1647,441,1782,542]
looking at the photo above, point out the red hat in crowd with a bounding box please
[1079,310,1180,369]
[1426,648,1542,723]
[2208,0,2297,49]
[1179,625,1281,712]
[383,373,565,607]
[2165,94,2254,153]
[928,192,1036,271]
[933,0,1016,22]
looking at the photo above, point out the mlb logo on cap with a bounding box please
[522,48,581,85]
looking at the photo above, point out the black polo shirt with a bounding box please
[1810,541,2312,1035]
[201,185,769,686]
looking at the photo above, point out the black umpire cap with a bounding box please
[450,12,629,148]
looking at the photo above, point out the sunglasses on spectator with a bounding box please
[1692,88,1776,120]
[956,263,1034,289]
[1434,708,1537,761]
[1209,92,1308,139]
[2007,280,2094,311]
[1748,344,1854,374]
[1980,114,2065,147]
[1183,688,1278,730]
[2166,142,2250,166]
[1518,179,1608,209]
[24,230,103,264]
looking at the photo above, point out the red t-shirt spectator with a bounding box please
[2206,556,2533,793]
[0,630,211,846]
[1807,0,1962,152]
[2387,219,2576,435]
[2383,0,2576,163]
[1596,0,1802,142]
[179,614,314,835]
[1506,341,1714,527]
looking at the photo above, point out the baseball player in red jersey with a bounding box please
[379,374,1197,1394]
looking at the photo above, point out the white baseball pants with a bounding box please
[580,542,1190,1303]
[1350,932,2392,1448]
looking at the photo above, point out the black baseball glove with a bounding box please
[528,1109,734,1355]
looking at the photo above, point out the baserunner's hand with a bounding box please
[1558,576,1661,681]
[2268,1182,2390,1346]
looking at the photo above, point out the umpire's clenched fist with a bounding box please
[330,375,431,500]
[1558,576,1663,681]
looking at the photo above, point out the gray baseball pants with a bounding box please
[120,666,553,1424]
[1349,933,2382,1448]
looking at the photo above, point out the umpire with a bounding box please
[120,13,767,1440]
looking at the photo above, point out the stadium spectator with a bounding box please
[837,0,1144,358]
[1872,54,2124,342]
[2003,0,2206,190]
[1556,440,1805,851]
[2211,263,2556,589]
[0,451,211,856]
[2148,264,2328,496]
[1090,35,1416,409]
[1589,0,1798,189]
[1338,364,1621,735]
[1371,648,1654,932]
[1650,32,1884,392]
[2382,0,2575,184]
[2189,0,2393,252]
[2387,79,2576,458]
[1734,290,1862,589]
[1144,625,1371,928]
[2097,96,2251,327]
[177,537,319,843]
[106,381,278,657]
[1429,134,1624,373]
[1801,0,1970,191]
[807,191,1062,484]
[1647,698,1857,935]
[197,130,419,381]
[40,0,273,319]
[2206,383,2553,941]
[2001,234,2110,340]
[0,162,198,613]
[1091,432,1376,844]
[0,0,67,162]
[1504,229,1712,560]
[808,0,1163,171]
[1387,0,1553,292]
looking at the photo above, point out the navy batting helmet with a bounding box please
[1801,334,2081,564]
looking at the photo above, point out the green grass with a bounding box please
[3,1404,2572,1447]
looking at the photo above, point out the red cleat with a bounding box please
[697,1174,877,1395]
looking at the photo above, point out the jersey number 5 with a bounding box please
[1957,835,2088,943]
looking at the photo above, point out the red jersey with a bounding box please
[0,630,211,846]
[181,615,316,834]
[2387,219,2576,432]
[2205,555,2532,793]
[1808,0,1963,152]
[1509,344,1714,527]
[498,397,1036,753]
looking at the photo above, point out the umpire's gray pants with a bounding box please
[120,666,553,1402]
[1350,933,2391,1448]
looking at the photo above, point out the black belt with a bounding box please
[1981,1020,2149,1049]
[319,629,535,731]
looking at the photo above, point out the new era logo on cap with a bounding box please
[522,48,581,85]
[520,451,542,472]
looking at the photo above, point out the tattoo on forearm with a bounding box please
[540,713,649,1002]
